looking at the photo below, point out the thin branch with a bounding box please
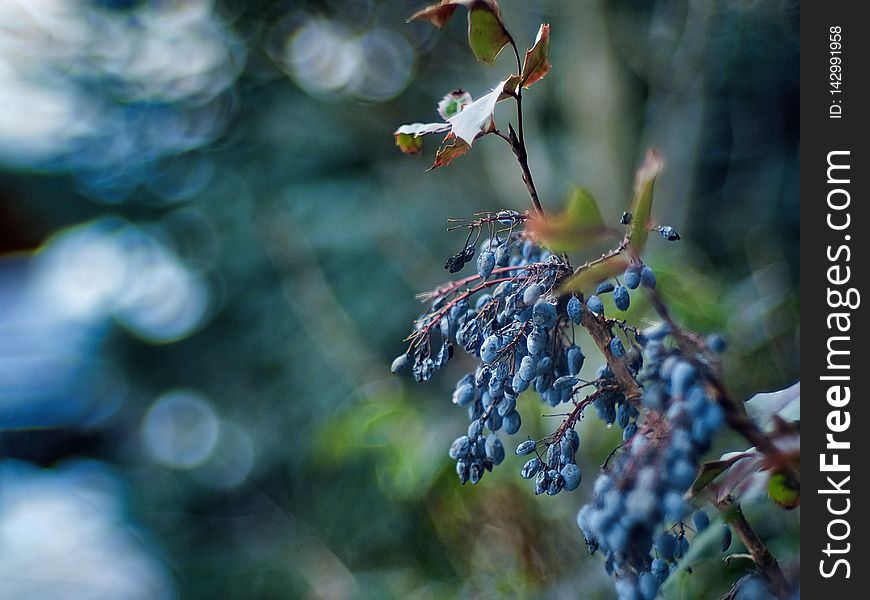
[506,40,545,220]
[715,501,791,598]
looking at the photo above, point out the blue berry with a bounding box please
[480,334,502,363]
[566,345,585,375]
[721,525,733,552]
[523,283,544,305]
[519,355,537,381]
[469,461,483,484]
[521,457,542,479]
[453,383,476,406]
[497,394,516,417]
[692,509,710,532]
[613,285,630,311]
[526,326,547,355]
[658,226,681,241]
[596,281,615,294]
[391,354,409,374]
[707,333,727,353]
[561,463,582,491]
[512,372,530,393]
[532,300,557,329]
[587,295,604,315]
[638,571,660,600]
[651,558,669,583]
[546,443,560,469]
[534,470,549,495]
[494,243,510,267]
[654,532,677,560]
[567,296,583,324]
[670,361,696,398]
[516,440,537,456]
[616,403,630,429]
[610,337,625,357]
[675,536,689,559]
[565,428,580,452]
[664,491,688,522]
[670,460,697,491]
[640,265,657,289]
[546,470,564,495]
[553,375,578,391]
[448,436,470,460]
[485,434,505,465]
[624,266,641,290]
[560,439,574,463]
[503,409,522,434]
[456,460,469,484]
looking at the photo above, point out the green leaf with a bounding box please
[429,135,470,169]
[530,187,612,252]
[744,382,800,433]
[768,472,800,509]
[565,186,604,227]
[394,133,423,155]
[437,89,473,119]
[408,1,510,65]
[393,122,452,155]
[520,24,551,88]
[467,2,511,64]
[558,255,629,295]
[626,148,664,254]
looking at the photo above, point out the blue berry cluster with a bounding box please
[394,234,665,494]
[515,427,582,495]
[394,231,590,485]
[391,217,744,599]
[575,332,730,599]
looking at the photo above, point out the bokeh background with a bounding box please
[0,0,798,598]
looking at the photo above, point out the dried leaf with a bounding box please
[627,148,664,254]
[430,135,470,169]
[520,24,551,88]
[407,1,464,28]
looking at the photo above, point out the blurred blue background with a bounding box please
[0,1,798,598]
